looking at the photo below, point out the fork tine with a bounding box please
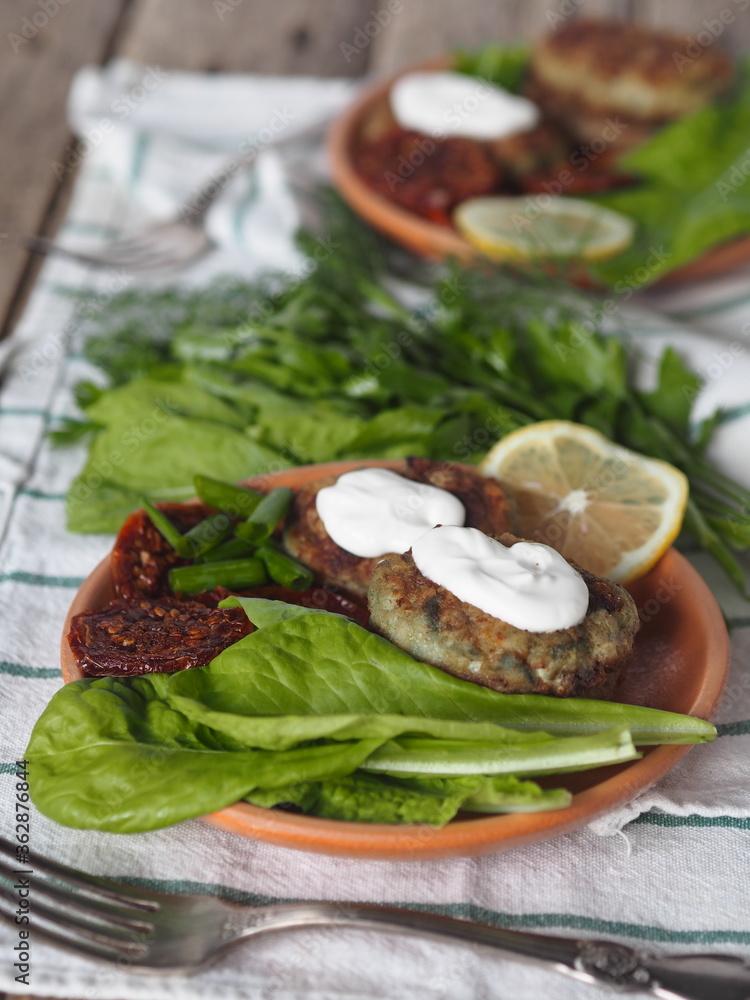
[98,247,186,269]
[0,835,159,910]
[84,246,189,271]
[0,857,154,931]
[23,235,183,271]
[0,896,146,964]
[0,880,152,946]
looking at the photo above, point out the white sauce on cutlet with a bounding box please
[411,525,589,633]
[316,468,465,558]
[390,71,540,140]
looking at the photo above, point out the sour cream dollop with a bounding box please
[315,468,465,558]
[390,71,540,141]
[411,526,590,633]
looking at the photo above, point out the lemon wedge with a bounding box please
[454,196,635,262]
[481,421,688,582]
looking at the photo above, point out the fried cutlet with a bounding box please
[526,19,734,151]
[368,532,639,698]
[283,459,514,599]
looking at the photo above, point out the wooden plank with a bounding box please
[366,0,633,72]
[366,0,748,71]
[369,0,527,73]
[632,0,750,53]
[0,0,130,338]
[118,0,374,76]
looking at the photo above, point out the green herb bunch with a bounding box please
[59,195,749,595]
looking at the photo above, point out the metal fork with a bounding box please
[23,118,328,272]
[1,837,749,996]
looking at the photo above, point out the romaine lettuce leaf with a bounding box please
[206,604,716,745]
[26,604,715,832]
[25,677,381,832]
[592,65,750,284]
[462,775,572,813]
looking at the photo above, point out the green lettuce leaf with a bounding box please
[65,417,288,532]
[462,775,572,813]
[592,65,750,284]
[25,676,380,832]
[203,605,716,746]
[163,701,565,753]
[66,479,143,534]
[26,603,715,831]
[311,772,472,825]
[360,728,639,776]
[82,376,246,430]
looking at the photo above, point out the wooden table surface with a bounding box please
[0,1,748,997]
[1,0,749,342]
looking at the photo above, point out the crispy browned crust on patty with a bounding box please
[367,532,639,697]
[283,459,515,599]
[527,19,733,143]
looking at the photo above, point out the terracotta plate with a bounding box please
[61,460,729,860]
[327,62,750,284]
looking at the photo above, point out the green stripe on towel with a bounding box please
[0,571,84,588]
[0,661,59,680]
[670,290,750,321]
[633,813,750,829]
[95,881,750,946]
[716,719,750,737]
[17,488,66,501]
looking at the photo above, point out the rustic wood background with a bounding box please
[1,0,747,340]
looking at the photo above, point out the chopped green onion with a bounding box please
[140,497,191,557]
[183,512,233,558]
[193,475,264,517]
[196,537,256,564]
[258,544,314,591]
[169,558,267,595]
[235,487,293,544]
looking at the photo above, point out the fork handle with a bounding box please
[234,903,750,1000]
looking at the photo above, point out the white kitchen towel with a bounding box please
[0,61,748,1000]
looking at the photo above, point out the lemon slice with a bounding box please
[481,421,688,582]
[454,196,635,262]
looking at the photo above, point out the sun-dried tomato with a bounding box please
[68,596,254,677]
[112,503,214,600]
[353,127,501,222]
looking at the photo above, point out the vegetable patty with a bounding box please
[368,532,639,697]
[283,458,514,598]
